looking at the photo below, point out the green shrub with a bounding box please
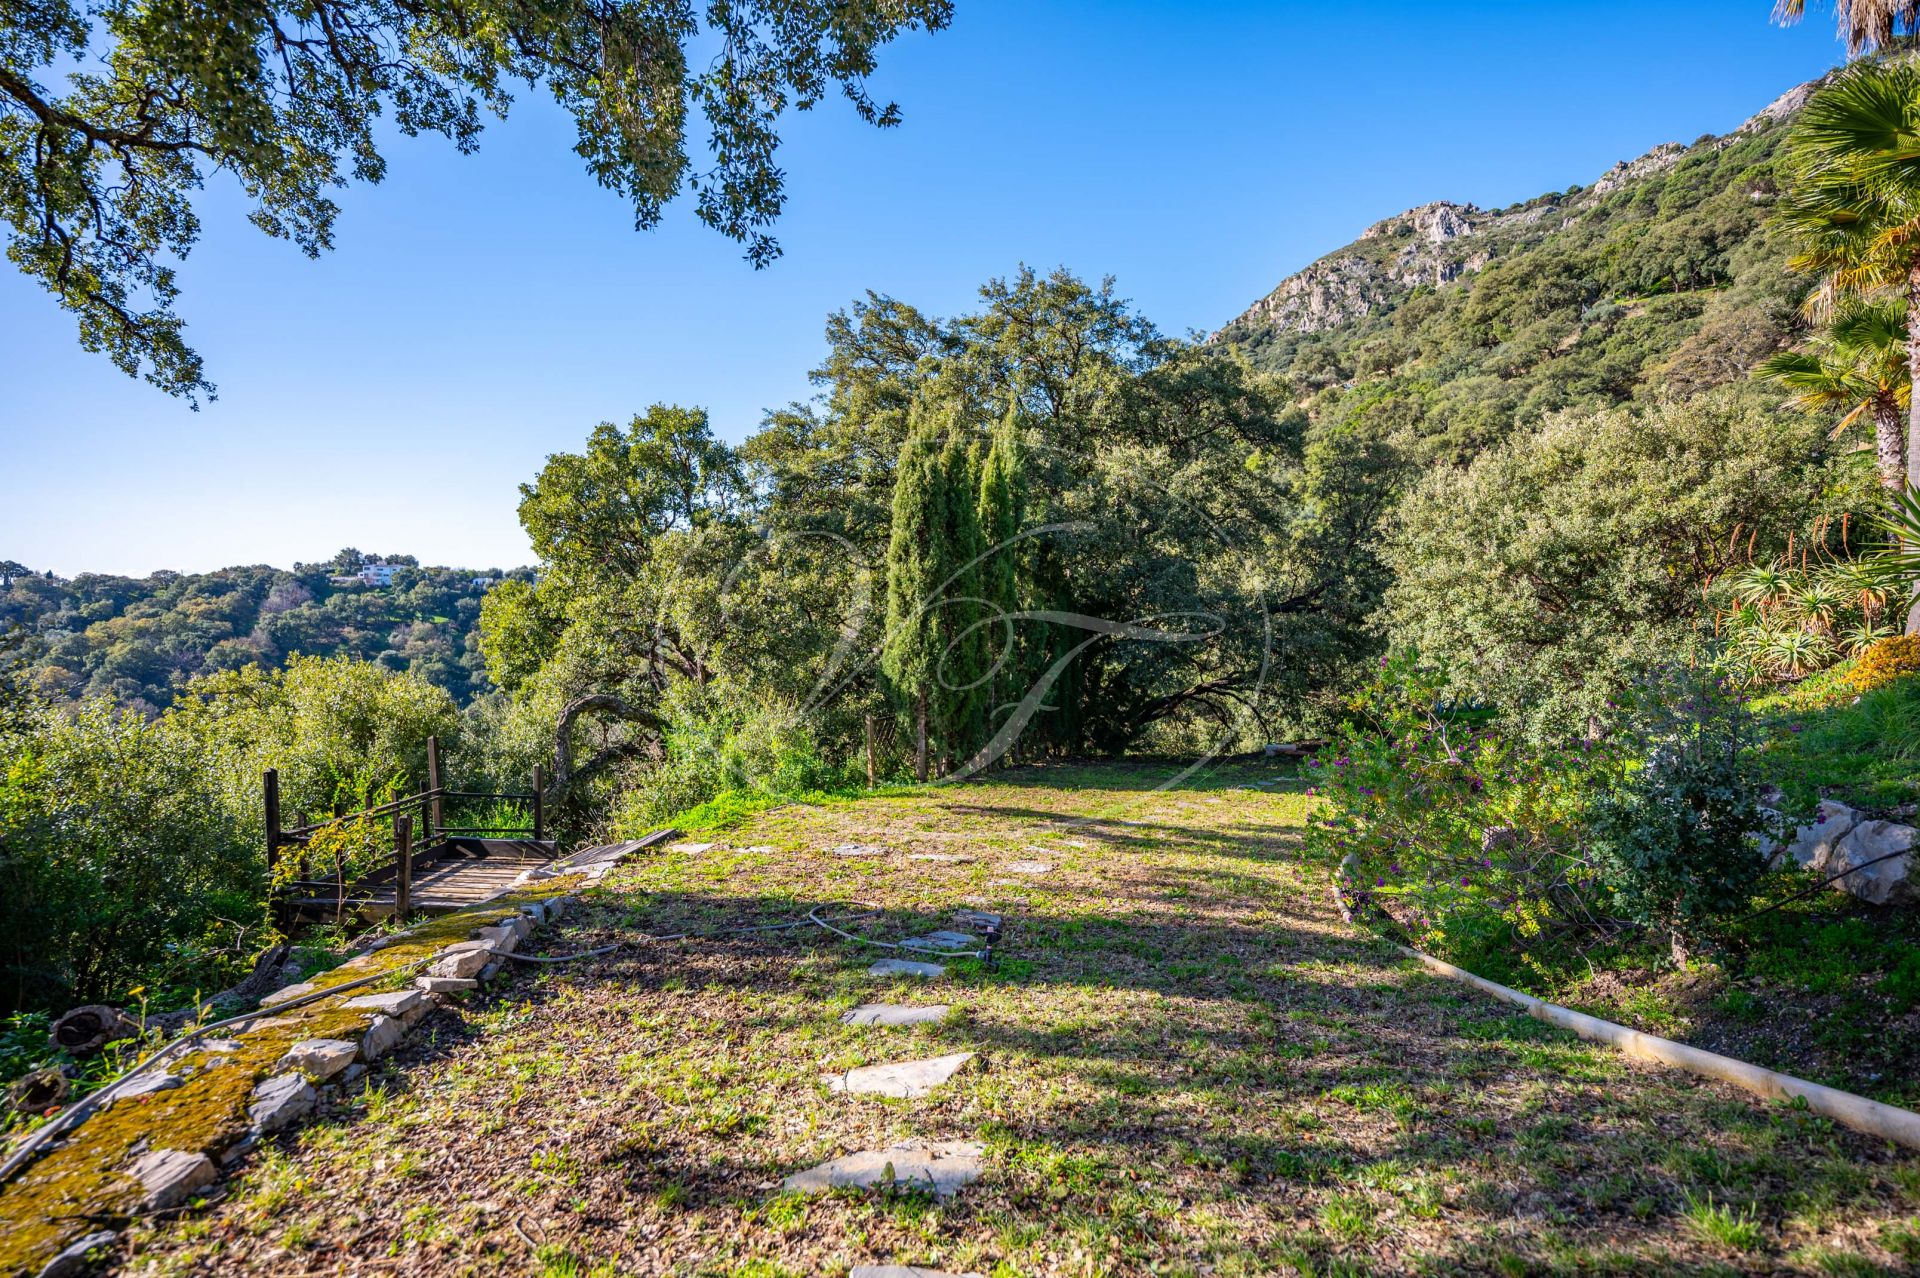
[1586,668,1769,939]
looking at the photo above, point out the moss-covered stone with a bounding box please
[0,874,588,1275]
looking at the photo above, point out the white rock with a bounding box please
[868,959,945,979]
[428,947,492,980]
[1004,860,1051,875]
[517,901,550,925]
[827,1052,974,1099]
[841,1004,949,1027]
[1828,820,1916,905]
[248,1073,315,1133]
[669,841,716,854]
[851,1268,983,1278]
[783,1140,983,1197]
[907,853,971,863]
[952,910,1000,929]
[257,982,316,1008]
[360,1015,403,1061]
[416,976,478,994]
[1782,800,1859,872]
[196,1039,244,1054]
[278,1039,358,1081]
[343,989,425,1017]
[473,925,520,954]
[127,1149,216,1211]
[832,843,888,857]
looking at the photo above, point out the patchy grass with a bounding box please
[117,761,1920,1276]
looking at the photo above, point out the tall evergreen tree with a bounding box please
[975,407,1027,754]
[936,431,990,768]
[882,417,943,781]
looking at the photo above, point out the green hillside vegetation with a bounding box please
[0,551,526,713]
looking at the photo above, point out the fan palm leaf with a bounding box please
[1775,1,1920,55]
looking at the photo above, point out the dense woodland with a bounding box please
[0,552,523,713]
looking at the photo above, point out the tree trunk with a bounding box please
[915,691,928,783]
[1907,264,1920,634]
[1874,397,1906,495]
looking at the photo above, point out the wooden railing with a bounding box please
[264,736,548,923]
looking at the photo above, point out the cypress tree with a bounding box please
[974,407,1025,758]
[882,416,942,781]
[936,431,989,768]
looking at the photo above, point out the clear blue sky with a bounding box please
[2,1,1848,576]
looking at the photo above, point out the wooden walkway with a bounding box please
[286,838,558,920]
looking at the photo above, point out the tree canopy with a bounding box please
[0,0,951,400]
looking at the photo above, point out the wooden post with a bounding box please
[865,714,876,788]
[263,769,282,922]
[531,765,545,842]
[395,815,413,922]
[426,735,443,842]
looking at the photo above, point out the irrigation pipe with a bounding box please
[0,955,438,1187]
[1332,853,1920,1151]
[806,905,994,959]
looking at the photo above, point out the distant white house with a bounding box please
[470,575,501,590]
[328,561,401,588]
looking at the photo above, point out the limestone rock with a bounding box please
[417,976,479,994]
[360,1014,403,1061]
[1828,820,1916,906]
[343,989,425,1018]
[901,931,978,953]
[827,1052,975,1099]
[116,1072,183,1100]
[257,982,317,1008]
[1781,800,1859,872]
[429,946,492,980]
[278,1039,358,1081]
[833,843,889,857]
[248,1073,316,1133]
[127,1149,216,1211]
[473,925,520,954]
[784,1140,984,1197]
[869,959,945,979]
[35,1229,117,1278]
[1003,861,1051,875]
[841,1004,949,1027]
[669,841,716,854]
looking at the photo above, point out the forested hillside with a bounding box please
[0,551,526,712]
[1216,78,1818,462]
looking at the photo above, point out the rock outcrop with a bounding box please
[1771,801,1915,906]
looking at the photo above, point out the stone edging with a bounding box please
[0,846,646,1278]
[1332,853,1920,1153]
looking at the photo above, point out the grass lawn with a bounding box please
[122,762,1920,1276]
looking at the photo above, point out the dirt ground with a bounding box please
[120,762,1920,1276]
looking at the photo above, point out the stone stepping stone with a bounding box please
[832,843,889,857]
[907,852,972,863]
[1003,860,1051,875]
[841,1004,948,1027]
[279,1038,358,1081]
[901,931,979,952]
[248,1074,316,1133]
[827,1052,974,1098]
[783,1139,984,1197]
[128,1149,216,1211]
[868,958,945,979]
[953,910,1000,929]
[853,1267,984,1278]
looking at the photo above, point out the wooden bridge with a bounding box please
[264,737,560,923]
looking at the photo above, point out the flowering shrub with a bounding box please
[1842,634,1920,694]
[1305,652,1619,966]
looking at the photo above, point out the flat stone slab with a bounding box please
[257,982,316,1008]
[116,1072,183,1100]
[428,946,491,979]
[783,1140,984,1197]
[841,1004,949,1027]
[279,1038,358,1081]
[128,1149,216,1211]
[342,989,424,1017]
[417,976,478,994]
[901,931,979,952]
[852,1268,985,1278]
[360,1014,403,1061]
[868,959,945,979]
[248,1073,316,1133]
[827,1052,974,1099]
[669,841,715,854]
[952,910,1001,929]
[907,853,972,863]
[832,843,889,857]
[1003,860,1052,874]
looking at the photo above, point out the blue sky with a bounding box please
[3,1,1847,576]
